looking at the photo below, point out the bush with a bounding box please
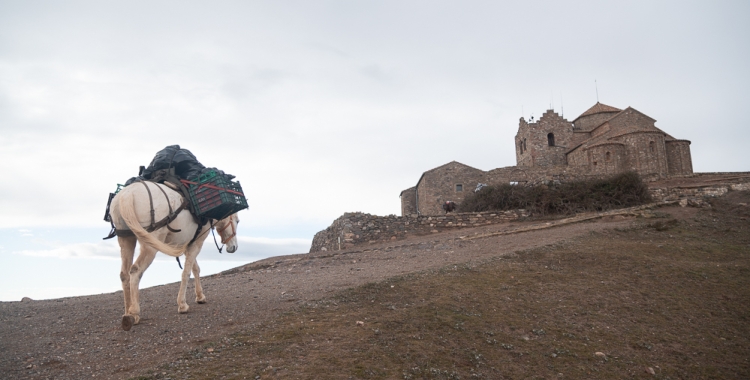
[458,172,651,216]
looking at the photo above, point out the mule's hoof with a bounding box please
[196,297,207,304]
[122,315,135,331]
[178,305,189,314]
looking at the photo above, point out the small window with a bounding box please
[519,141,523,154]
[649,141,655,153]
[523,138,527,151]
[455,184,463,192]
[605,151,611,161]
[547,133,555,146]
[593,161,597,166]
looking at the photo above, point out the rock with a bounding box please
[594,352,606,358]
[646,367,655,375]
[688,198,707,208]
[21,297,33,302]
[356,321,364,326]
[678,199,688,207]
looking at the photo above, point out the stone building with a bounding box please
[400,102,693,216]
[402,161,489,216]
[520,103,693,178]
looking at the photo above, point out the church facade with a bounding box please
[401,102,693,216]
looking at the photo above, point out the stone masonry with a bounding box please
[314,174,750,253]
[401,101,695,216]
[414,161,487,216]
[310,209,529,253]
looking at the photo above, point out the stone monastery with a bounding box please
[400,102,694,216]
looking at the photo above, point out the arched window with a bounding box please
[605,151,611,162]
[649,141,655,153]
[547,133,555,147]
[523,138,527,151]
[519,140,523,154]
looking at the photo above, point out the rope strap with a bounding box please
[179,179,244,196]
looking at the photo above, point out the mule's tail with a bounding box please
[117,189,187,257]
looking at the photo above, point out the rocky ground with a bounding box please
[1,211,643,379]
[1,183,748,379]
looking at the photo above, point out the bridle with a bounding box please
[211,215,237,253]
[216,215,237,244]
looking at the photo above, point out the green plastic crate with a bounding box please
[197,169,218,184]
[187,174,248,220]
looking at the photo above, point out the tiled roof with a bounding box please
[399,186,416,196]
[573,102,622,121]
[567,108,667,153]
[416,161,482,187]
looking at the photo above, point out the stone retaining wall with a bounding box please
[315,177,750,253]
[649,182,750,202]
[310,209,529,253]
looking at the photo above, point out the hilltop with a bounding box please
[0,190,748,379]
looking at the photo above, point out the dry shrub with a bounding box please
[458,171,651,215]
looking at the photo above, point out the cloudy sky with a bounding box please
[1,1,748,301]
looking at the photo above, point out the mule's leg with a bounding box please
[118,236,136,330]
[192,259,206,304]
[177,241,205,312]
[127,243,158,325]
[176,252,194,313]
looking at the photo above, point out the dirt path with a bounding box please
[0,210,649,380]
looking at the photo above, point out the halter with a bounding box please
[216,215,237,244]
[211,215,237,253]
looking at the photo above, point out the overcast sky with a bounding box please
[1,0,748,301]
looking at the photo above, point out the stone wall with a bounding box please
[649,181,750,202]
[402,163,601,217]
[665,140,693,175]
[486,165,596,187]
[401,163,725,217]
[619,132,668,177]
[515,110,574,168]
[515,118,532,167]
[310,209,529,253]
[586,143,627,175]
[415,162,487,216]
[330,174,750,252]
[400,186,416,216]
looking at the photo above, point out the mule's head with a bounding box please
[216,213,240,253]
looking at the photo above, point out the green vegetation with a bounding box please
[458,171,652,215]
